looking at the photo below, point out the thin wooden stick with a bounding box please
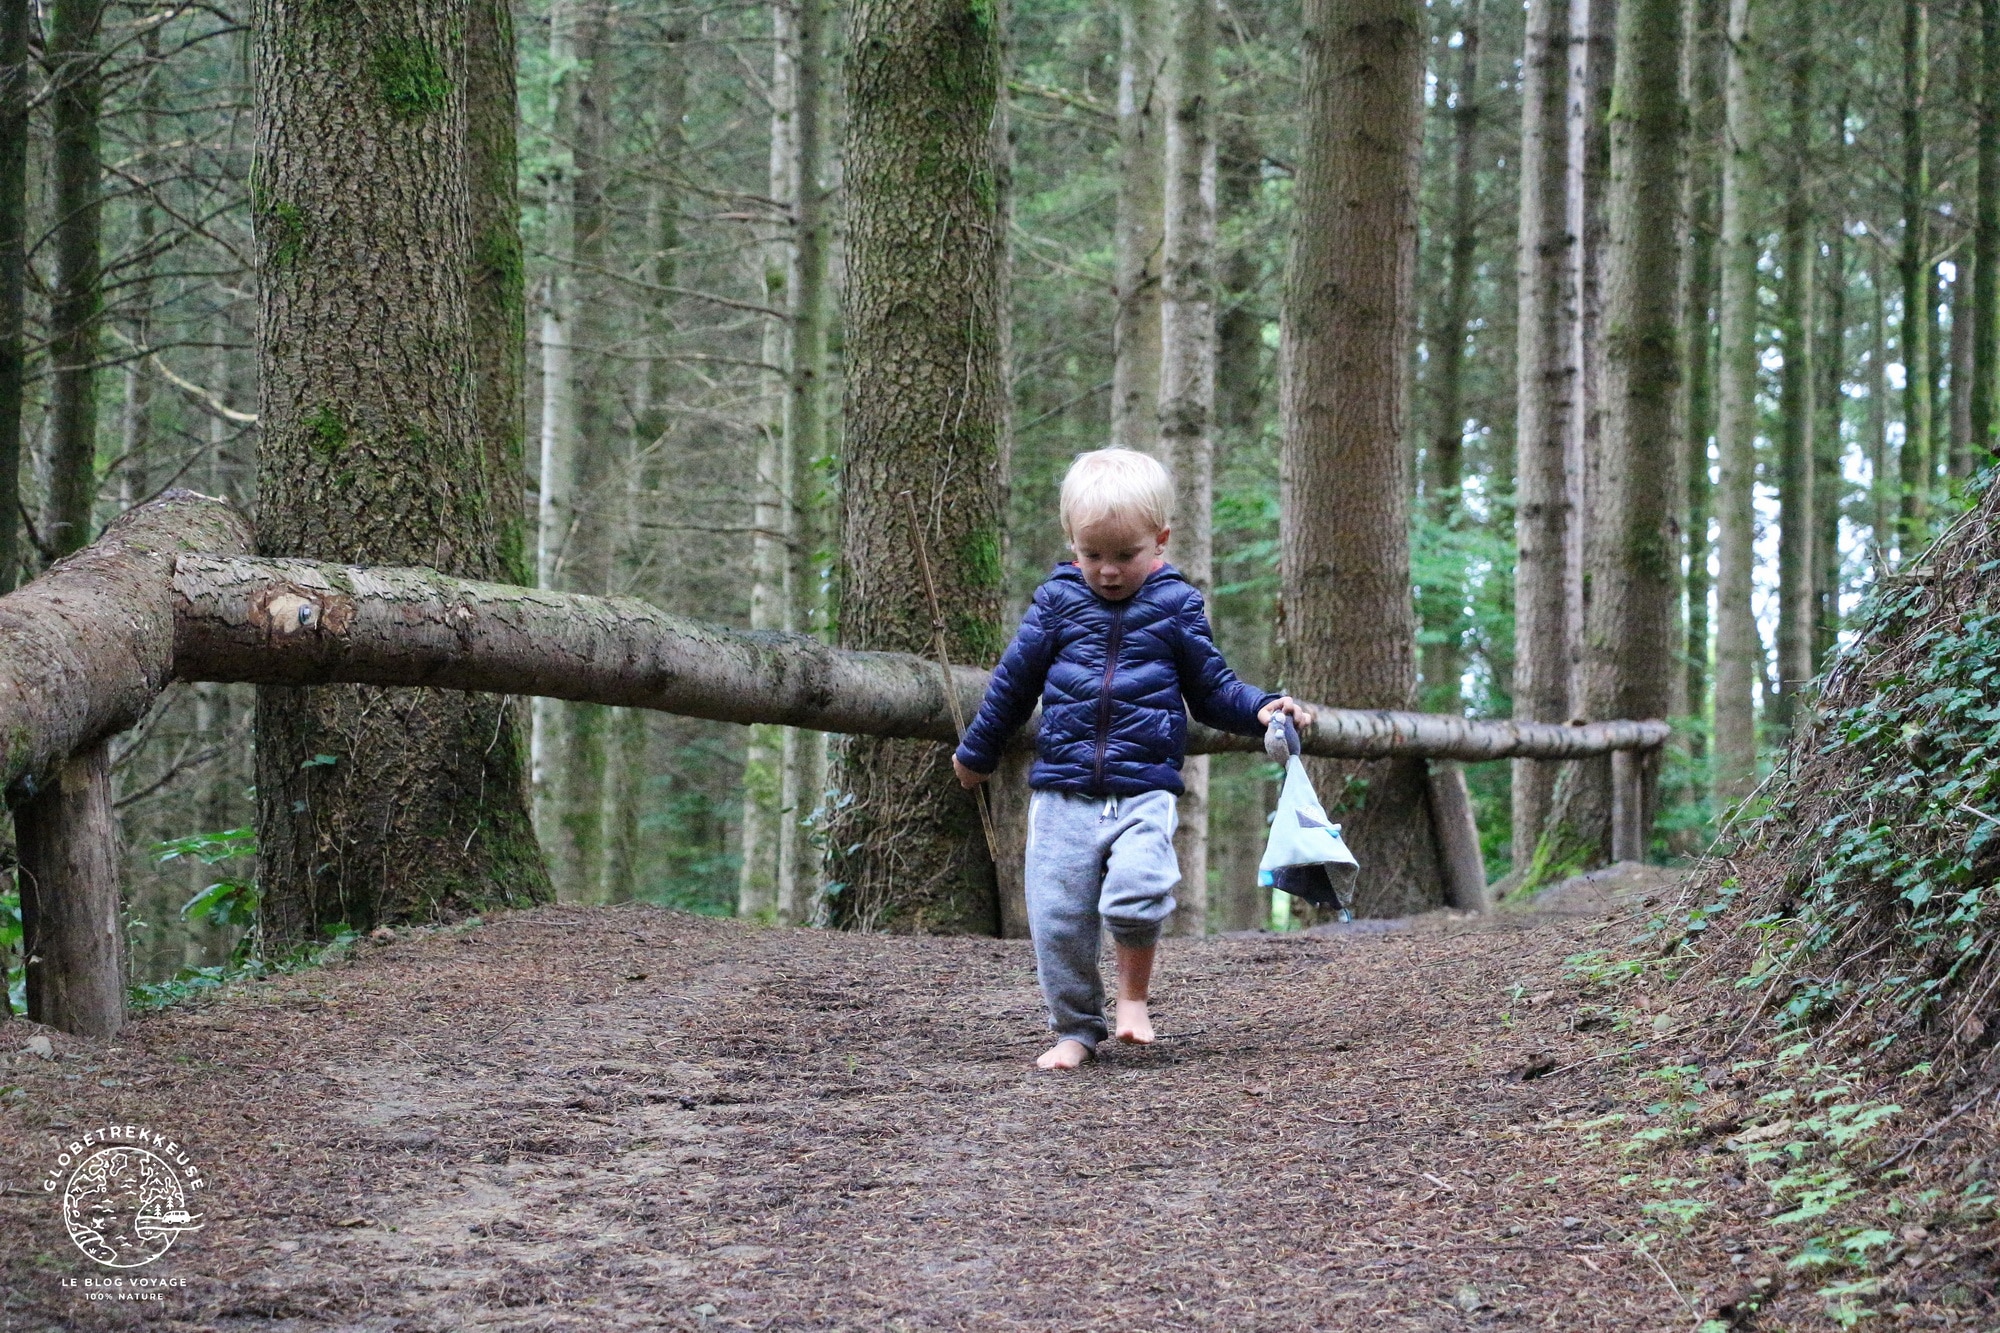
[900,490,1004,866]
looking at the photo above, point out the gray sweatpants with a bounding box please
[1025,788,1180,1049]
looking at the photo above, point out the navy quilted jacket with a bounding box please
[955,563,1278,796]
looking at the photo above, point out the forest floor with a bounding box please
[0,864,1821,1331]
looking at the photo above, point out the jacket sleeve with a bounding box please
[1174,589,1280,736]
[955,588,1058,774]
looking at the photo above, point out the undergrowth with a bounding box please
[1557,481,2000,1326]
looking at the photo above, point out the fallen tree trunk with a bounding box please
[0,491,253,798]
[172,554,1670,761]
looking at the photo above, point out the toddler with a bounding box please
[952,448,1311,1070]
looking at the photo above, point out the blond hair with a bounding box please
[1059,448,1174,538]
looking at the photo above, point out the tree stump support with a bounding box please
[15,740,125,1039]
[1610,748,1645,863]
[1425,759,1492,913]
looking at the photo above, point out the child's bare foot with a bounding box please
[1115,998,1155,1045]
[1035,1038,1092,1070]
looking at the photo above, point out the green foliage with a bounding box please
[158,826,261,960]
[1,885,22,1016]
[635,739,742,916]
[131,927,362,1012]
[372,38,450,119]
[1754,562,2000,1037]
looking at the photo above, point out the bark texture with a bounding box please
[1422,0,1482,714]
[43,0,105,559]
[1898,0,1931,548]
[779,0,832,926]
[1279,0,1443,917]
[1976,0,1999,461]
[0,0,26,590]
[1511,0,1579,869]
[1680,0,1721,768]
[253,0,547,946]
[1556,0,1686,863]
[171,554,1672,761]
[831,0,1006,934]
[1160,0,1215,934]
[1112,0,1166,454]
[1711,0,1760,800]
[1772,0,1814,731]
[17,741,122,1038]
[0,492,250,799]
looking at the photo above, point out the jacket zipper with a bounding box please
[1092,601,1127,793]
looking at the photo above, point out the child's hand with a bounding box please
[953,756,990,788]
[1258,696,1315,728]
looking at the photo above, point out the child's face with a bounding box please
[1069,514,1168,601]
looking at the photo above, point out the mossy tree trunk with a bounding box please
[1771,0,1815,735]
[1422,0,1483,716]
[1510,0,1578,872]
[1897,0,1931,552]
[1974,0,1998,460]
[1814,123,1847,667]
[740,3,799,920]
[1160,0,1214,934]
[0,0,29,591]
[1711,0,1760,801]
[1554,0,1687,862]
[825,0,1006,934]
[252,0,548,946]
[1112,0,1165,455]
[777,0,833,926]
[1280,0,1445,917]
[1679,0,1721,773]
[43,0,104,559]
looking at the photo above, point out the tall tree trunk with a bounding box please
[1814,145,1847,667]
[43,0,104,559]
[1680,0,1721,768]
[1561,0,1686,863]
[533,0,582,896]
[252,0,547,945]
[1510,0,1578,872]
[1898,0,1931,553]
[827,0,1006,933]
[1870,249,1893,567]
[1948,264,1974,478]
[1212,117,1268,935]
[1281,0,1442,916]
[740,2,799,919]
[778,0,832,926]
[1711,0,1759,801]
[609,29,692,913]
[1974,0,1998,461]
[533,0,613,904]
[1112,0,1166,454]
[562,3,615,903]
[1160,0,1215,934]
[1569,0,1617,672]
[1423,0,1483,715]
[463,0,545,904]
[0,0,24,591]
[1771,0,1814,733]
[119,24,160,513]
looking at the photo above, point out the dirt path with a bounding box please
[1,873,1722,1331]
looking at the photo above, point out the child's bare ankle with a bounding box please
[1114,997,1155,1045]
[1036,1038,1092,1070]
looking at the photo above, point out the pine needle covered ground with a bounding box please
[0,882,1770,1332]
